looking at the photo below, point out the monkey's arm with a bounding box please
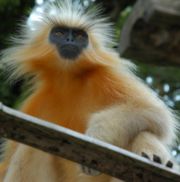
[82,80,177,175]
[86,103,175,148]
[82,104,176,176]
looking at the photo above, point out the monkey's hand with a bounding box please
[141,152,174,168]
[131,132,179,171]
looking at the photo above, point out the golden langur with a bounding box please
[0,0,178,181]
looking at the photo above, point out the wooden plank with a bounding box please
[0,103,180,181]
[119,0,180,66]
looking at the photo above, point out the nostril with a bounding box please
[66,38,74,42]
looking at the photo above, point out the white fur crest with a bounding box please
[28,0,114,48]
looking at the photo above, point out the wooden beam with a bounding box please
[119,0,180,66]
[0,102,180,181]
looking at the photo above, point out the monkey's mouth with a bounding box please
[57,45,81,60]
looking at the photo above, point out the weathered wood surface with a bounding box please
[119,0,180,66]
[0,102,180,181]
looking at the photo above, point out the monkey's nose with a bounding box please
[66,33,74,43]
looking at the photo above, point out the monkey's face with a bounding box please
[49,26,89,60]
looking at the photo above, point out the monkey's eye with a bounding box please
[76,33,83,39]
[74,30,87,40]
[54,31,64,37]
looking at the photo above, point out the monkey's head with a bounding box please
[2,0,118,79]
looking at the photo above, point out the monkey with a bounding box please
[0,0,179,181]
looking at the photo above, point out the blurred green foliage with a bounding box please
[116,5,180,110]
[0,0,34,49]
[0,0,34,107]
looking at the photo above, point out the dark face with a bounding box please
[49,26,89,60]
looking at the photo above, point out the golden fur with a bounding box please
[0,0,178,181]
